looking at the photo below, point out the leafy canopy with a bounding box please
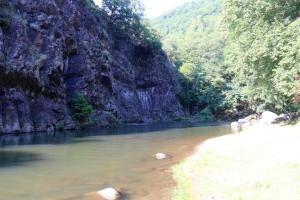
[152,0,300,115]
[223,0,300,112]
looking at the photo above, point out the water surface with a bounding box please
[0,122,230,200]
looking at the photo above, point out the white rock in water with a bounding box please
[155,153,167,160]
[231,122,241,132]
[261,111,279,125]
[97,188,121,200]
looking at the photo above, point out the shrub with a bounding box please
[69,93,93,125]
[196,107,216,122]
[138,22,162,50]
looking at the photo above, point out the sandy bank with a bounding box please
[172,124,300,200]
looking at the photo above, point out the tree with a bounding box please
[223,0,300,112]
[102,0,162,49]
[102,0,143,30]
[152,0,300,115]
[151,0,228,114]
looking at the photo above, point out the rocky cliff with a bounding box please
[0,0,183,134]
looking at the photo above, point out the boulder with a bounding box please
[278,114,289,121]
[97,188,121,200]
[238,118,248,124]
[241,122,252,129]
[261,111,279,125]
[155,153,168,160]
[231,122,242,132]
[245,114,258,121]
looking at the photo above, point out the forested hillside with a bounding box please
[152,0,300,118]
[151,0,223,37]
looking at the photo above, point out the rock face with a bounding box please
[0,0,183,134]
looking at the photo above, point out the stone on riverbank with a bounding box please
[261,111,279,125]
[231,122,242,132]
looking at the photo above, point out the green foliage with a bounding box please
[223,0,300,112]
[84,0,106,18]
[152,0,228,114]
[102,0,162,50]
[70,94,93,125]
[196,107,216,122]
[151,0,223,38]
[152,0,300,115]
[0,3,10,31]
[0,15,9,28]
[291,103,300,113]
[137,21,162,49]
[102,0,143,30]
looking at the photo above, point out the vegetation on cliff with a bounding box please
[95,0,162,49]
[69,94,93,126]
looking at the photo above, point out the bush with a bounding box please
[102,0,162,51]
[196,107,216,122]
[138,22,162,50]
[69,93,93,125]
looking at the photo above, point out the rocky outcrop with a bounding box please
[0,0,183,134]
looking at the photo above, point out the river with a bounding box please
[0,122,230,200]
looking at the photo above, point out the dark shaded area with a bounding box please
[0,122,227,147]
[0,151,43,168]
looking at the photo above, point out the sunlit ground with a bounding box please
[173,124,300,200]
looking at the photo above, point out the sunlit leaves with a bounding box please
[224,0,300,111]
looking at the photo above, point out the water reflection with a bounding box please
[0,122,226,147]
[0,151,43,168]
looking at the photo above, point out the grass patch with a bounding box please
[171,124,300,200]
[172,164,193,200]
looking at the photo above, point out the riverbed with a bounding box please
[0,122,230,200]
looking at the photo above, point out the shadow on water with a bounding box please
[0,121,228,148]
[0,151,44,168]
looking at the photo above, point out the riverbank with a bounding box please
[172,123,300,200]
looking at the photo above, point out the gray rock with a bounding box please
[238,118,248,124]
[0,0,183,134]
[278,114,289,120]
[231,122,242,132]
[261,111,279,125]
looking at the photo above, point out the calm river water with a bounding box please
[0,122,230,200]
